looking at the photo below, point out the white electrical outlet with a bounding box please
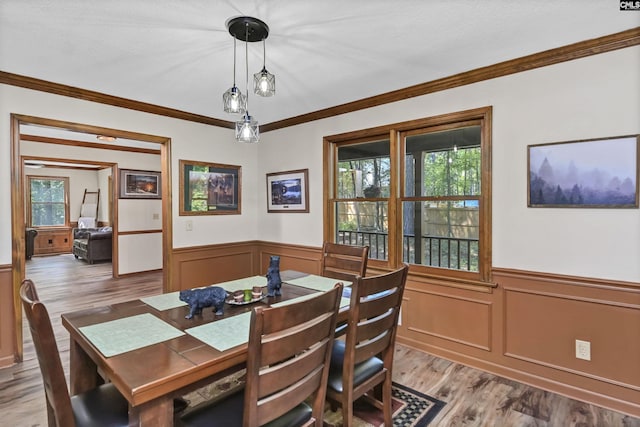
[575,339,591,361]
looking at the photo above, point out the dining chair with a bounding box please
[320,241,369,282]
[19,279,129,427]
[325,264,409,427]
[179,283,344,427]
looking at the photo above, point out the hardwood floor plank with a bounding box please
[1,254,638,426]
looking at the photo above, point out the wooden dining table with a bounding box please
[61,270,350,426]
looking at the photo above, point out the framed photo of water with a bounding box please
[528,135,638,208]
[266,169,309,213]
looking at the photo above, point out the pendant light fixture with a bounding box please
[254,39,275,97]
[222,37,246,114]
[236,22,259,143]
[224,16,273,143]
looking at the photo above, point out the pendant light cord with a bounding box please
[232,38,237,86]
[245,23,249,114]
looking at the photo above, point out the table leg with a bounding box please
[69,337,100,394]
[128,397,173,427]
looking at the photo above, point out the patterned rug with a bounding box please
[182,371,445,426]
[323,382,446,427]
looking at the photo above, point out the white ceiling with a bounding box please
[1,1,638,128]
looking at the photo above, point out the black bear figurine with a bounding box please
[266,255,282,297]
[179,286,227,319]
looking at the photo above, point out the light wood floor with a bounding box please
[2,254,638,426]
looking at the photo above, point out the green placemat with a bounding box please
[79,313,185,357]
[141,292,187,311]
[216,276,267,293]
[285,274,351,291]
[185,312,251,352]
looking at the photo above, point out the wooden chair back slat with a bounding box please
[354,331,393,364]
[355,311,396,344]
[257,366,324,422]
[357,292,401,320]
[259,339,330,398]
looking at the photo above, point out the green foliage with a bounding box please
[30,178,66,226]
[422,147,481,197]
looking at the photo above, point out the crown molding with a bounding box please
[1,27,638,133]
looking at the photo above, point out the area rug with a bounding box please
[322,382,446,427]
[182,371,445,426]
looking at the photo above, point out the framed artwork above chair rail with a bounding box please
[119,169,161,199]
[266,169,309,213]
[528,135,638,208]
[179,159,241,215]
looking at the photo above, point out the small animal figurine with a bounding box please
[266,255,282,297]
[179,286,227,319]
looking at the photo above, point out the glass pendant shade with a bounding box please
[235,113,259,143]
[254,67,275,97]
[223,85,246,114]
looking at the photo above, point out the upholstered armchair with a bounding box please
[72,227,112,264]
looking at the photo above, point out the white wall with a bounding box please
[2,46,638,282]
[97,168,112,224]
[257,47,640,283]
[0,85,260,272]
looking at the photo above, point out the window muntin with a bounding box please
[29,176,69,227]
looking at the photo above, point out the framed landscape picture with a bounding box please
[119,169,161,199]
[266,169,309,213]
[528,135,639,208]
[179,160,241,215]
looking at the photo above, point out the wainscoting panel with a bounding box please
[403,284,492,351]
[171,242,259,291]
[170,241,322,292]
[0,265,15,367]
[256,241,321,276]
[503,287,640,391]
[397,268,640,417]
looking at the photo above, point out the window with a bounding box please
[28,176,70,227]
[335,138,391,259]
[325,107,492,284]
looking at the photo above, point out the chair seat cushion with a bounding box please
[180,388,312,427]
[327,340,384,393]
[70,383,129,427]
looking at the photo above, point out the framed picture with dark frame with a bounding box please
[266,169,309,213]
[528,135,639,208]
[119,169,161,199]
[179,159,241,215]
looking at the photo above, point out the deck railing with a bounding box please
[337,230,478,271]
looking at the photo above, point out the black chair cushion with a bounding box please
[262,402,312,427]
[180,388,312,427]
[70,383,129,427]
[327,340,384,393]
